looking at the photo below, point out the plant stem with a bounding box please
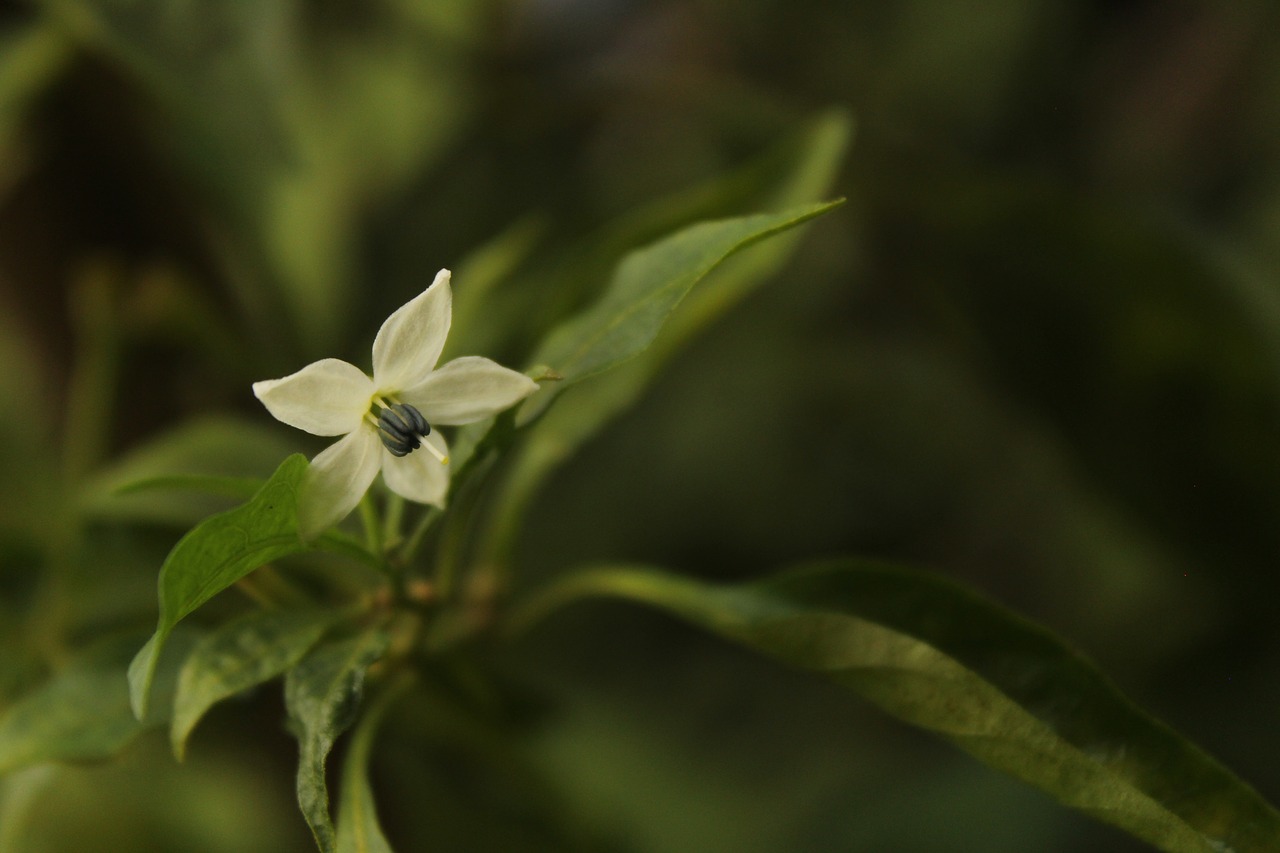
[382,493,405,549]
[359,493,382,556]
[398,506,438,565]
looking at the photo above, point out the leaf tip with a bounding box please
[127,633,160,720]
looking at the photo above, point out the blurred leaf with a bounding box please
[0,630,197,776]
[0,22,72,193]
[518,199,844,424]
[0,765,56,852]
[445,216,547,362]
[335,677,411,853]
[171,607,344,760]
[111,474,264,503]
[265,32,474,350]
[81,417,297,526]
[128,454,309,720]
[513,561,1280,853]
[48,0,294,201]
[286,630,390,853]
[50,0,477,350]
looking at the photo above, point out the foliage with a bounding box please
[2,2,1279,852]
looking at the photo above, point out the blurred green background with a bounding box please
[2,0,1280,850]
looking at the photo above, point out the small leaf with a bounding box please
[335,677,412,853]
[170,607,345,760]
[286,630,390,853]
[0,630,197,775]
[513,561,1280,853]
[129,454,309,720]
[518,199,844,424]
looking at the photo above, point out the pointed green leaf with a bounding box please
[0,630,197,775]
[518,199,844,424]
[286,631,390,853]
[170,607,345,760]
[129,454,309,720]
[513,561,1280,853]
[480,115,850,562]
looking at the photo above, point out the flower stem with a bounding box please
[382,493,405,549]
[359,493,383,556]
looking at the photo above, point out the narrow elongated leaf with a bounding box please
[129,454,309,720]
[286,631,390,853]
[513,561,1280,853]
[171,607,345,759]
[335,677,412,853]
[481,116,850,562]
[0,630,197,775]
[518,199,843,424]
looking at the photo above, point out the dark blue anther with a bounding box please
[377,403,431,457]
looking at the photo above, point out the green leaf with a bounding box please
[478,114,850,563]
[0,630,197,776]
[512,561,1280,853]
[335,677,411,853]
[128,454,309,720]
[170,607,345,760]
[286,631,390,853]
[518,199,844,425]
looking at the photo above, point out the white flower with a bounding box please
[253,269,538,539]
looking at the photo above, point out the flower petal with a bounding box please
[252,359,374,436]
[400,356,539,426]
[371,268,452,393]
[297,427,382,540]
[381,432,450,507]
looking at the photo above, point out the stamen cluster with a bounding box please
[377,402,431,457]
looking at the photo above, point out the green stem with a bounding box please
[398,506,439,565]
[358,493,382,556]
[382,493,405,549]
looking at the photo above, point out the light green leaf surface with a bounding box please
[0,631,197,776]
[513,561,1280,853]
[286,631,390,853]
[128,454,309,720]
[518,200,843,424]
[170,608,344,760]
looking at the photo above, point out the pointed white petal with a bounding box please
[381,432,450,507]
[371,269,452,393]
[400,356,539,426]
[297,428,382,540]
[252,359,373,436]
